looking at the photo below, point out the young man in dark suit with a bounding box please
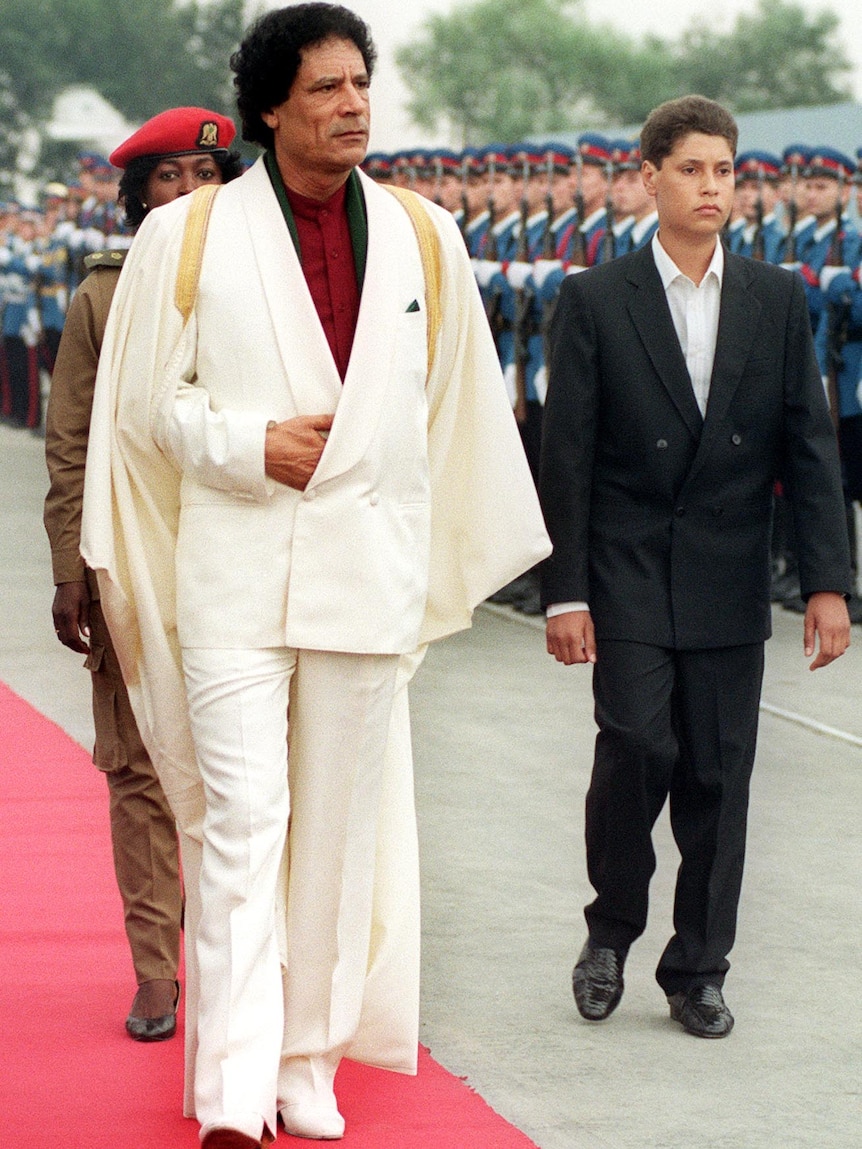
[539,96,852,1038]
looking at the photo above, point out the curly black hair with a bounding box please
[231,3,377,150]
[118,150,244,229]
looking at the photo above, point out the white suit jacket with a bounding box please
[81,158,550,1085]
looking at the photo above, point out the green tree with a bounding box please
[396,0,614,144]
[396,0,853,143]
[0,0,249,187]
[674,0,852,112]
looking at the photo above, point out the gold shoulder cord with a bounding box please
[174,184,221,323]
[172,183,442,376]
[383,184,443,380]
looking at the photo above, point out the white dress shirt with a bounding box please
[650,231,723,418]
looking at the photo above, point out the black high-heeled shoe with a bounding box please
[125,979,180,1041]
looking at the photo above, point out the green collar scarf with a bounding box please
[263,150,368,289]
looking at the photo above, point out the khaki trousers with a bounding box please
[87,601,182,983]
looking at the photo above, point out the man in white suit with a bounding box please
[81,5,549,1147]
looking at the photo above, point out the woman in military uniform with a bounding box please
[43,107,241,1041]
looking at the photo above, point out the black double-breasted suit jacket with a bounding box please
[539,242,852,649]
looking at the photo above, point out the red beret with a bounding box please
[110,107,236,169]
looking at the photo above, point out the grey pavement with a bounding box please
[2,420,861,1148]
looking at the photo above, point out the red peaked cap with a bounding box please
[110,107,236,169]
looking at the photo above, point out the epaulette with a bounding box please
[83,249,127,271]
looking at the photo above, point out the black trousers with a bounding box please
[584,639,764,995]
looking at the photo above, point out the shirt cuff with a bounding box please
[546,601,590,618]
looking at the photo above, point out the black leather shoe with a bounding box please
[125,980,180,1042]
[668,984,734,1038]
[572,938,625,1020]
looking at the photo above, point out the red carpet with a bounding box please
[0,682,539,1148]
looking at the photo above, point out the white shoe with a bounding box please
[279,1099,345,1140]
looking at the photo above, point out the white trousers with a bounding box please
[182,646,399,1141]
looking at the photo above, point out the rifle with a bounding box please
[751,164,765,261]
[433,156,443,208]
[569,151,589,268]
[542,150,555,259]
[600,158,615,264]
[485,152,498,261]
[783,160,799,262]
[825,171,845,267]
[459,155,470,245]
[511,154,532,424]
[823,172,847,428]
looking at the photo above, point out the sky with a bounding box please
[292,0,862,150]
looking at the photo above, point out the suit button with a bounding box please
[369,493,380,506]
[656,438,668,450]
[731,433,742,445]
[675,506,685,517]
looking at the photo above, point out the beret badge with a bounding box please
[198,121,220,149]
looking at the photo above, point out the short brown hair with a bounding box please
[640,95,738,168]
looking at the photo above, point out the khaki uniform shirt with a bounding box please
[44,255,125,598]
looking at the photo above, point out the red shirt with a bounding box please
[285,181,360,381]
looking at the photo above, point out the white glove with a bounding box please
[471,259,502,288]
[506,261,534,291]
[531,260,563,290]
[819,266,851,292]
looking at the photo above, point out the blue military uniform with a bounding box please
[793,149,860,332]
[0,211,43,428]
[729,151,785,263]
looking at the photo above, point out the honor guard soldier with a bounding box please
[407,148,434,201]
[553,132,611,267]
[611,140,658,256]
[592,139,657,261]
[428,148,463,213]
[777,147,859,611]
[361,152,393,184]
[37,184,73,372]
[771,144,815,604]
[461,147,494,257]
[536,143,579,259]
[480,147,554,614]
[777,144,814,261]
[74,151,103,228]
[484,147,547,398]
[471,146,518,382]
[528,144,579,409]
[0,208,43,429]
[531,137,612,394]
[811,147,862,622]
[724,186,747,252]
[473,144,514,257]
[390,150,414,189]
[729,151,784,262]
[522,145,579,454]
[793,148,860,332]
